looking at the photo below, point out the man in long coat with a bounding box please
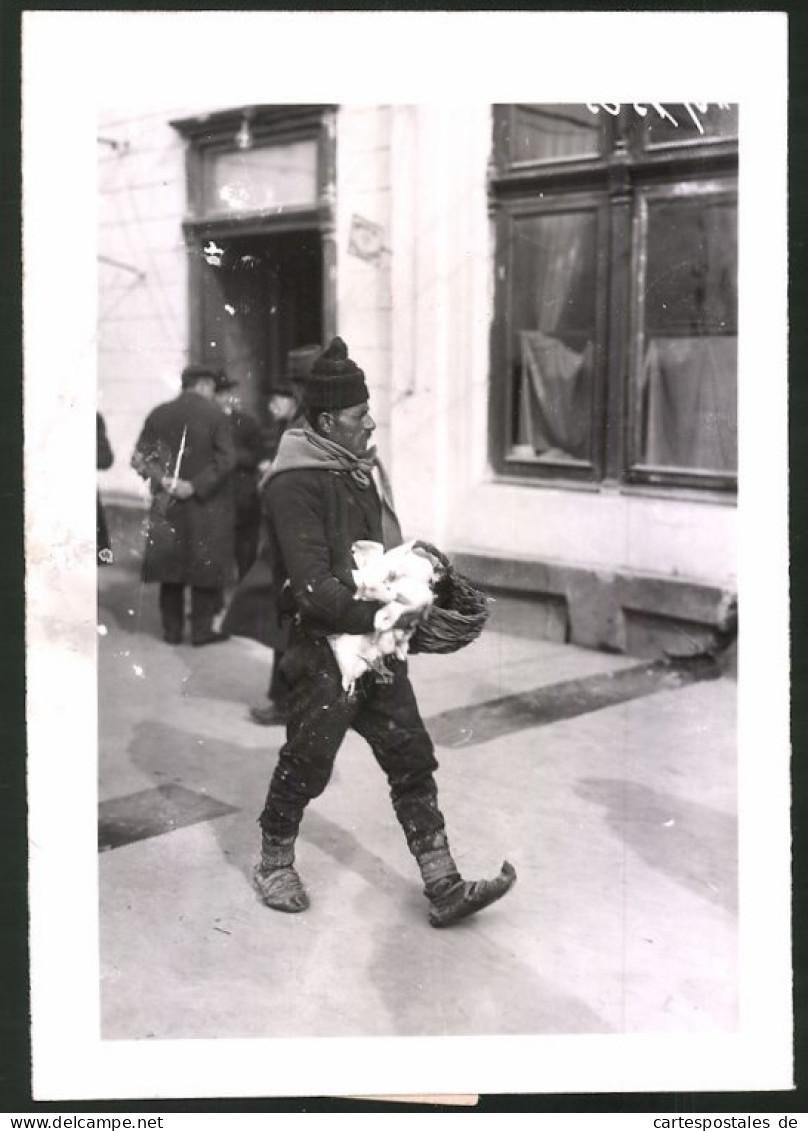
[252,336,516,928]
[131,364,236,646]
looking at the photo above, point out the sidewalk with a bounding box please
[97,564,738,1040]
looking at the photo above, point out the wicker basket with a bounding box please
[408,544,490,655]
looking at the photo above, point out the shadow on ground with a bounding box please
[99,567,272,706]
[365,902,614,1037]
[576,778,738,915]
[98,566,163,639]
[424,656,722,748]
[124,718,274,865]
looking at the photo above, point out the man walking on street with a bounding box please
[253,336,516,928]
[131,363,236,646]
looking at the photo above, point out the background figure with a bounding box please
[220,346,321,727]
[131,364,236,646]
[258,369,309,479]
[253,346,320,725]
[214,373,263,581]
[97,411,114,565]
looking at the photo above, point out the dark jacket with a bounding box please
[132,391,237,588]
[264,467,390,638]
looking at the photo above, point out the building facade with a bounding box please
[98,102,738,657]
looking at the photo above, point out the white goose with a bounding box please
[329,540,436,694]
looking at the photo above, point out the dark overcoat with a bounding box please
[132,391,237,588]
[265,467,390,638]
[228,408,263,521]
[222,466,391,648]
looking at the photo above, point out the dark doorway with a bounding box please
[197,229,323,421]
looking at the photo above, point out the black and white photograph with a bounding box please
[23,10,791,1104]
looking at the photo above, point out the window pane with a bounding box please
[204,139,318,215]
[644,103,738,148]
[508,105,601,164]
[509,210,598,463]
[637,195,737,474]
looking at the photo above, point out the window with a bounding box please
[171,104,336,228]
[506,104,603,164]
[630,186,737,478]
[489,103,738,492]
[202,139,319,216]
[642,103,739,149]
[506,201,604,470]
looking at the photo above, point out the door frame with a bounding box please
[170,104,338,362]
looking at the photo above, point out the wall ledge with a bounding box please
[451,548,737,659]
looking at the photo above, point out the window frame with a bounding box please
[634,104,739,156]
[489,190,610,483]
[625,177,739,491]
[170,104,339,361]
[498,103,607,170]
[488,103,738,496]
[198,135,321,221]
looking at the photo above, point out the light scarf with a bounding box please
[268,428,403,550]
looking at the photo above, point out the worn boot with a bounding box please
[416,833,516,928]
[252,833,309,913]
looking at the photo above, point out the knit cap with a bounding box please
[304,337,369,411]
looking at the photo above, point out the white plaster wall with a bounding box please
[451,481,737,587]
[389,104,470,548]
[390,104,737,589]
[97,107,205,501]
[334,106,394,467]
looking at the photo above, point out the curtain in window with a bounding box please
[512,210,596,461]
[639,194,737,474]
[641,337,737,472]
[519,331,593,460]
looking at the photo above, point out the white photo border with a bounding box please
[23,9,791,1101]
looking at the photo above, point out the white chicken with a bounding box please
[328,540,436,694]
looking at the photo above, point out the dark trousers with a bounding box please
[259,635,446,857]
[267,650,289,708]
[159,582,221,641]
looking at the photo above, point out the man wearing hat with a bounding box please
[252,336,516,928]
[260,344,322,472]
[214,372,264,581]
[131,363,236,646]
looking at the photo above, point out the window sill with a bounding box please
[618,482,737,507]
[486,469,736,505]
[487,469,602,494]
